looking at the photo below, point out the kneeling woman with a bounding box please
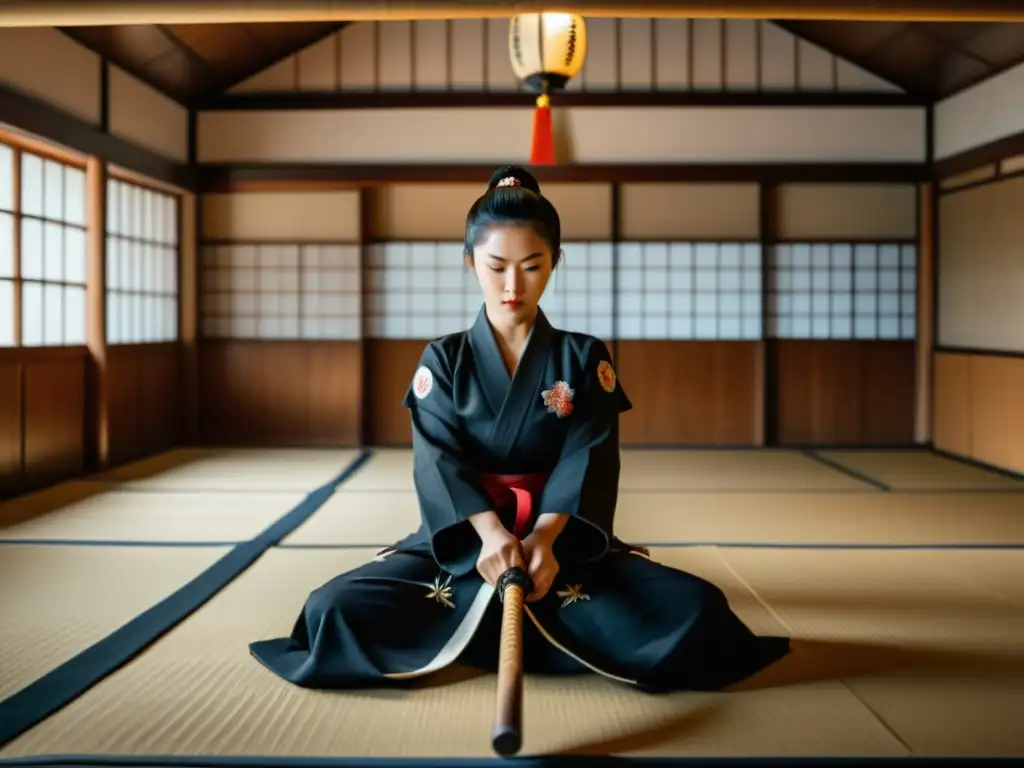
[249,165,790,691]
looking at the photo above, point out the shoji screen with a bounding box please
[106,176,179,345]
[770,183,919,444]
[2,145,89,348]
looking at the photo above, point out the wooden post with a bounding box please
[179,192,199,445]
[85,157,108,470]
[915,182,935,444]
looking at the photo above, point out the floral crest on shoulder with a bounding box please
[596,360,617,393]
[412,365,433,400]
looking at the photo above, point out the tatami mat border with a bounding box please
[0,753,1017,767]
[0,539,241,547]
[276,541,1024,551]
[0,451,374,748]
[802,451,892,491]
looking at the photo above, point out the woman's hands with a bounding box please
[476,527,527,586]
[521,530,559,602]
[469,510,565,601]
[470,511,526,586]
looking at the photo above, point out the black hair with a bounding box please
[463,164,562,268]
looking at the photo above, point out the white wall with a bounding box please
[197,106,927,164]
[935,60,1024,160]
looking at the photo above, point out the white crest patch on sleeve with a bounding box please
[596,360,617,393]
[412,366,434,399]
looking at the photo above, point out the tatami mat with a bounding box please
[0,487,307,543]
[816,450,1024,491]
[617,450,875,491]
[0,544,230,700]
[282,487,1024,547]
[92,448,361,491]
[0,547,909,759]
[716,547,1024,755]
[337,448,876,493]
[4,446,1023,762]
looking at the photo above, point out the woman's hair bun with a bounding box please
[486,164,542,195]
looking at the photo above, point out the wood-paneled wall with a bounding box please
[198,341,361,446]
[0,348,86,499]
[106,344,182,467]
[933,352,1024,475]
[774,341,916,445]
[199,177,923,449]
[364,339,423,446]
[618,341,762,446]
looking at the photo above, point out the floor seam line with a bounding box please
[803,450,893,492]
[837,678,916,756]
[710,546,795,636]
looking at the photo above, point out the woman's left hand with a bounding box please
[521,531,560,602]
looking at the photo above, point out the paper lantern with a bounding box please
[508,13,588,165]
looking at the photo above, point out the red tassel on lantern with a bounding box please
[530,93,555,165]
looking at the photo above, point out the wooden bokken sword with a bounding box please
[492,565,533,756]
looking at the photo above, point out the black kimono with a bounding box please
[249,308,789,691]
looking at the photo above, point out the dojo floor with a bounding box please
[2,447,1024,764]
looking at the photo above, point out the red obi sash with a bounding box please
[480,473,550,539]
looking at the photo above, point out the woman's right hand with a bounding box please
[475,526,525,586]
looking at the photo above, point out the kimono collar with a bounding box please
[468,305,554,456]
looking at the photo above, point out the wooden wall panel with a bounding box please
[776,183,918,240]
[199,341,361,446]
[970,354,1024,474]
[932,352,972,457]
[0,358,23,496]
[364,339,424,446]
[774,341,915,445]
[106,344,181,467]
[0,349,86,499]
[617,341,761,446]
[933,351,1024,475]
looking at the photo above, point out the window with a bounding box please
[540,242,614,339]
[201,243,361,339]
[767,242,916,339]
[362,239,765,341]
[364,242,477,339]
[0,144,12,346]
[106,178,179,344]
[614,241,762,340]
[0,143,88,347]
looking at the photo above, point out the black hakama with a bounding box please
[250,308,790,692]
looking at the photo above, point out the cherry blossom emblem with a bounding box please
[541,380,574,418]
[596,360,617,393]
[412,366,433,400]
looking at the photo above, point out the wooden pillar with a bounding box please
[915,182,935,443]
[179,191,199,444]
[759,181,778,446]
[358,186,372,446]
[85,157,108,470]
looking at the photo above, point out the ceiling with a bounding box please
[58,19,1024,106]
[778,20,1024,98]
[59,22,346,105]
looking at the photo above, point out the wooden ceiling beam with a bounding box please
[4,1,1024,25]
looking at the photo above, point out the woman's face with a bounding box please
[467,224,555,323]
